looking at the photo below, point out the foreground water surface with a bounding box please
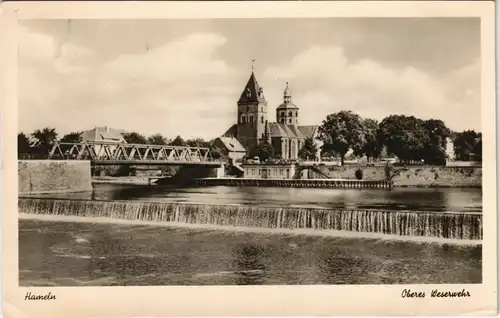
[19,219,482,286]
[35,184,482,212]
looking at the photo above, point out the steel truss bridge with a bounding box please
[48,141,222,166]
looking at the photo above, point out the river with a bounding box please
[19,185,482,286]
[33,184,482,213]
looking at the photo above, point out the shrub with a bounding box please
[355,169,363,180]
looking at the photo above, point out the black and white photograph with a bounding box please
[3,1,497,316]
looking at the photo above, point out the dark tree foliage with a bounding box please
[318,110,366,165]
[206,139,223,160]
[17,132,32,158]
[122,132,148,144]
[473,137,482,161]
[378,116,451,165]
[31,127,58,158]
[421,119,451,165]
[148,133,167,145]
[359,118,382,161]
[186,138,210,148]
[60,132,83,143]
[454,130,482,161]
[248,142,277,162]
[298,137,319,161]
[170,135,187,146]
[378,115,427,163]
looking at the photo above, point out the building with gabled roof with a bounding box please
[222,70,320,160]
[81,126,127,144]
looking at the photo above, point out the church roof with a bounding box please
[298,125,319,139]
[268,123,313,139]
[222,124,237,138]
[277,102,299,110]
[237,72,267,104]
[267,123,319,139]
[216,137,246,153]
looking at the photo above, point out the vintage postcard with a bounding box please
[1,1,497,317]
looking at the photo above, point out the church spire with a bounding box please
[237,65,267,105]
[284,82,292,104]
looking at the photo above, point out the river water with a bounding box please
[19,185,483,286]
[36,184,483,212]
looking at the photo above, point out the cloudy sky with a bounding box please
[18,18,480,140]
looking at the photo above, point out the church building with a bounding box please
[222,70,319,160]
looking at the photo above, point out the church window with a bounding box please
[289,119,292,124]
[280,118,285,124]
[241,114,246,124]
[288,111,293,117]
[280,111,284,117]
[261,116,264,124]
[249,115,254,123]
[296,111,298,116]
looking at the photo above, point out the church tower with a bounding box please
[236,69,268,152]
[276,82,299,125]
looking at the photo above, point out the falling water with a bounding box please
[18,198,482,240]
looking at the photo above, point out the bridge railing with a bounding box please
[48,141,219,163]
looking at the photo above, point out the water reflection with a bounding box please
[28,184,482,213]
[233,243,267,285]
[316,247,371,285]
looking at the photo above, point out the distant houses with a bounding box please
[80,126,127,159]
[81,126,127,144]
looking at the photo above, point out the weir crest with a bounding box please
[18,198,482,241]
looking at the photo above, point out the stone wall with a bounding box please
[19,160,93,195]
[304,164,482,188]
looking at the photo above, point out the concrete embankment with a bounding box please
[19,160,93,195]
[303,165,482,188]
[19,197,483,241]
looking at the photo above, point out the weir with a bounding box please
[18,198,482,240]
[192,178,392,189]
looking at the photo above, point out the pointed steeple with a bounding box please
[237,67,267,104]
[284,82,292,103]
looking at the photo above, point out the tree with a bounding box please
[318,111,366,165]
[421,119,451,165]
[248,142,277,162]
[122,132,148,144]
[473,135,482,161]
[31,127,58,158]
[60,132,82,143]
[186,138,210,148]
[148,133,167,145]
[298,137,318,161]
[358,118,382,162]
[378,115,427,163]
[170,135,187,146]
[18,132,32,158]
[454,130,481,161]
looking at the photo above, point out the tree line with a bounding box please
[17,128,221,159]
[249,110,482,165]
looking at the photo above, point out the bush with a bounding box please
[355,169,363,180]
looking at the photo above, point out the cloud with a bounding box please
[263,45,480,132]
[18,23,481,141]
[18,28,239,139]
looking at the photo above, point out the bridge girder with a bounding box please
[48,141,221,165]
